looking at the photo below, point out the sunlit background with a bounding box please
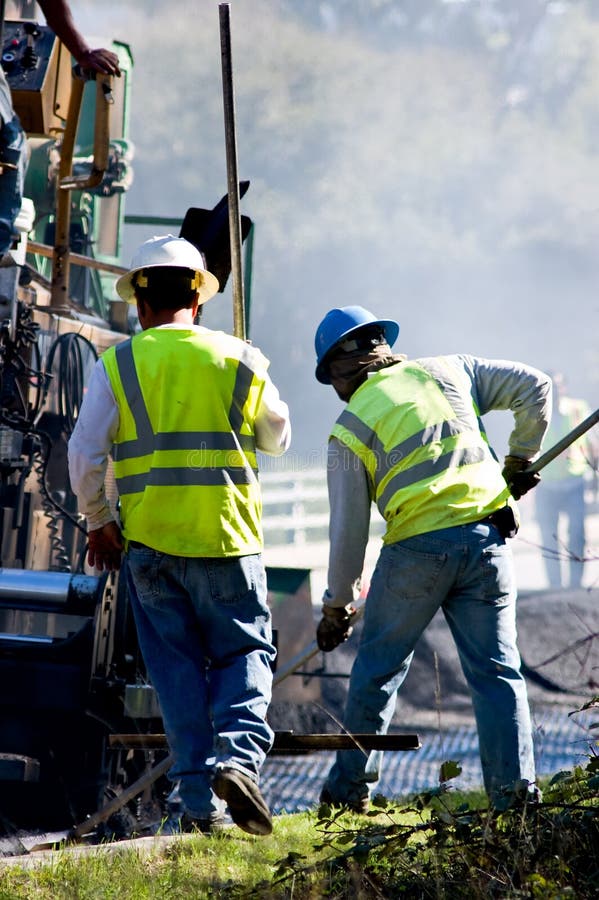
[72,0,598,461]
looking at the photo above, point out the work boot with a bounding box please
[213,767,272,836]
[320,786,369,814]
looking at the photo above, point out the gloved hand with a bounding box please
[316,604,355,652]
[502,455,541,500]
[87,522,123,571]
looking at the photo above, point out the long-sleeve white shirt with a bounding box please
[68,324,291,529]
[325,354,552,607]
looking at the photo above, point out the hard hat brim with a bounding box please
[116,263,220,305]
[315,318,399,384]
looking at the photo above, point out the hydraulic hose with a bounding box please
[43,332,98,436]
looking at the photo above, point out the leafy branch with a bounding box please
[268,702,599,898]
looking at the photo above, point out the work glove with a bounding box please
[87,522,124,571]
[316,603,355,652]
[502,455,541,500]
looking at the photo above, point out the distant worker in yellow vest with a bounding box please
[68,235,291,837]
[535,372,597,590]
[312,305,551,812]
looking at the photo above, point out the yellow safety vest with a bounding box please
[542,397,591,481]
[102,327,267,557]
[331,358,516,544]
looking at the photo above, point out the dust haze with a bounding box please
[72,0,598,459]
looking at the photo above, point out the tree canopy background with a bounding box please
[71,0,598,460]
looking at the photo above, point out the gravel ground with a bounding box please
[269,586,598,733]
[265,585,598,808]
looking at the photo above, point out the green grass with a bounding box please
[0,758,597,899]
[0,812,326,899]
[0,805,426,900]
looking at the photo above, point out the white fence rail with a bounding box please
[260,467,385,548]
[260,468,599,592]
[261,469,329,547]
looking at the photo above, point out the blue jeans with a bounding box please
[126,548,276,820]
[535,478,586,589]
[324,522,536,808]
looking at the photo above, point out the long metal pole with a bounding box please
[29,754,173,849]
[108,732,420,752]
[0,1,6,51]
[526,407,599,474]
[219,3,246,340]
[69,755,173,841]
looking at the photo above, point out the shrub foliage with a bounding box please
[271,697,599,898]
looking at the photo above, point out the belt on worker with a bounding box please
[128,539,150,550]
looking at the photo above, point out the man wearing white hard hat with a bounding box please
[68,235,290,836]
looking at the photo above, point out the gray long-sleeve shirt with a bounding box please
[325,354,552,607]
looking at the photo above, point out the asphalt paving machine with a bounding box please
[0,7,327,836]
[0,6,206,834]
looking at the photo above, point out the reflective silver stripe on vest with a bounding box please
[336,409,387,460]
[112,341,257,462]
[113,340,152,459]
[336,409,465,478]
[337,359,492,511]
[116,466,255,495]
[228,360,255,435]
[379,446,487,511]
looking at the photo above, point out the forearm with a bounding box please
[68,459,115,530]
[255,378,291,456]
[325,439,371,607]
[37,1,121,73]
[466,355,552,458]
[67,361,119,529]
[37,0,89,60]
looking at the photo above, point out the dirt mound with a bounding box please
[268,587,598,734]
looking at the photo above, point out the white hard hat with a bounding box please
[116,234,219,304]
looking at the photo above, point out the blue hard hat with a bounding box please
[314,305,400,384]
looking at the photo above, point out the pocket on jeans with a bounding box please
[209,555,266,606]
[480,545,513,604]
[127,547,161,602]
[384,541,447,598]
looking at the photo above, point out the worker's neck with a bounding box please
[139,302,199,330]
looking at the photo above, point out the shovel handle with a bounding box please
[526,407,599,475]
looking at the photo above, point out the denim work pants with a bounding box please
[126,548,276,820]
[324,521,536,808]
[535,478,586,589]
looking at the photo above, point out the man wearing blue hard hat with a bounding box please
[313,305,552,812]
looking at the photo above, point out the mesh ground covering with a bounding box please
[264,585,597,813]
[262,706,596,814]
